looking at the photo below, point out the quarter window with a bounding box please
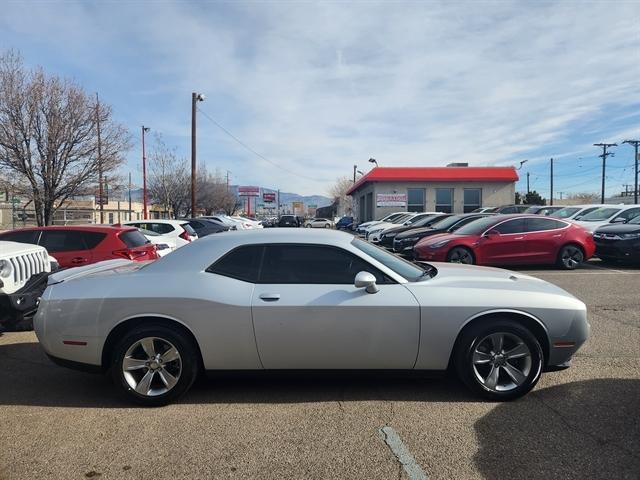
[260,245,387,284]
[463,189,482,213]
[493,219,526,234]
[435,188,454,213]
[407,188,426,212]
[206,245,263,283]
[525,218,566,232]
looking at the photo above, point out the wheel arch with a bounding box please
[101,314,204,371]
[447,309,551,370]
[446,244,476,263]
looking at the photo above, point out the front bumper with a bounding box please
[0,271,51,326]
[595,239,640,262]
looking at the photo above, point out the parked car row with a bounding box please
[356,203,640,269]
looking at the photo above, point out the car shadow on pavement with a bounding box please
[474,378,640,480]
[0,341,477,407]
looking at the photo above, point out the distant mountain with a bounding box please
[117,186,332,208]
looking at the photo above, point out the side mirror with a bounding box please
[354,271,379,294]
[611,217,627,224]
[484,229,500,237]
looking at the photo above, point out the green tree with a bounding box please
[523,191,546,205]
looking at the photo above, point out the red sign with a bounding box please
[238,186,260,196]
[263,192,276,203]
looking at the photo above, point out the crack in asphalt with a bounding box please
[531,392,640,461]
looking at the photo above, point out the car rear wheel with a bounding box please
[557,244,584,270]
[454,320,543,401]
[110,325,199,406]
[447,246,475,264]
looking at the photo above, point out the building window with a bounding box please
[407,188,425,212]
[108,212,114,224]
[435,188,454,213]
[463,188,482,213]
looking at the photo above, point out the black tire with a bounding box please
[557,244,585,270]
[447,246,475,265]
[454,319,543,401]
[110,324,199,406]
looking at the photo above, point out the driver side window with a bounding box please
[260,244,389,284]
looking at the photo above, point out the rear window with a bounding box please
[181,223,197,236]
[119,230,150,248]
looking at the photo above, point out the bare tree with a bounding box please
[147,135,190,218]
[197,166,240,216]
[567,192,599,203]
[0,51,131,225]
[329,176,354,215]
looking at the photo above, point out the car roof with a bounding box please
[124,219,187,225]
[5,224,134,232]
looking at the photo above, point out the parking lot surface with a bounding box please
[1,261,638,480]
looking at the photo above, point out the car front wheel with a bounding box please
[447,246,475,264]
[111,325,199,406]
[454,320,543,401]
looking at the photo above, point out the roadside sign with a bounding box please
[263,192,276,203]
[238,186,260,196]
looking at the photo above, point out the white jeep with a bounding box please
[0,241,57,331]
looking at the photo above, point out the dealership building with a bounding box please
[346,164,518,222]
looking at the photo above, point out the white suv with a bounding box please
[121,220,198,248]
[0,241,56,331]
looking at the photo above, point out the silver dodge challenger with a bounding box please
[34,229,589,406]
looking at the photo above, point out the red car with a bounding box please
[413,214,595,270]
[0,225,159,268]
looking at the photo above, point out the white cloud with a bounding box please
[1,1,639,195]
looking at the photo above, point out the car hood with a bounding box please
[595,224,640,234]
[407,262,582,303]
[48,259,148,285]
[0,240,48,257]
[396,226,443,239]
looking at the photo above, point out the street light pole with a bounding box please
[141,126,150,219]
[191,92,205,216]
[368,157,378,168]
[96,93,103,224]
[622,140,640,204]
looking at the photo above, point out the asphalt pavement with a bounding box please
[0,261,638,480]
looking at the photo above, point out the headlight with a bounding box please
[369,228,383,235]
[429,239,451,248]
[0,259,13,278]
[621,233,640,239]
[405,236,420,242]
[385,232,397,238]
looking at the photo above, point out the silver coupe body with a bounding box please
[34,229,589,405]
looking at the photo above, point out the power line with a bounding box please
[196,107,325,183]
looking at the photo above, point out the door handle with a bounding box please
[71,257,88,264]
[514,236,524,240]
[259,293,281,302]
[552,234,562,237]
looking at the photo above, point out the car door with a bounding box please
[250,244,421,369]
[522,217,568,263]
[480,218,527,264]
[38,230,93,268]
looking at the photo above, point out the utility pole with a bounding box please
[526,172,530,194]
[128,172,132,221]
[191,92,205,217]
[558,191,565,200]
[226,170,231,192]
[141,126,150,219]
[353,165,357,183]
[550,158,554,206]
[594,143,617,204]
[96,93,103,224]
[622,140,640,204]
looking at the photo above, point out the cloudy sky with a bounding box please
[1,1,639,198]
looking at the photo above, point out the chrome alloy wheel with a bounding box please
[561,246,584,269]
[472,332,532,392]
[122,337,182,397]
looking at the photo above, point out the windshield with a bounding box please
[454,216,500,235]
[579,208,622,221]
[391,214,413,224]
[430,215,465,230]
[351,238,431,282]
[381,213,403,222]
[523,206,540,213]
[410,214,441,228]
[552,207,581,218]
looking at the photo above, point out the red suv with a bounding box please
[0,225,159,268]
[413,215,595,270]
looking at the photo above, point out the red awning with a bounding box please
[346,166,519,195]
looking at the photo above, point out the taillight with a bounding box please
[113,248,150,260]
[179,228,192,242]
